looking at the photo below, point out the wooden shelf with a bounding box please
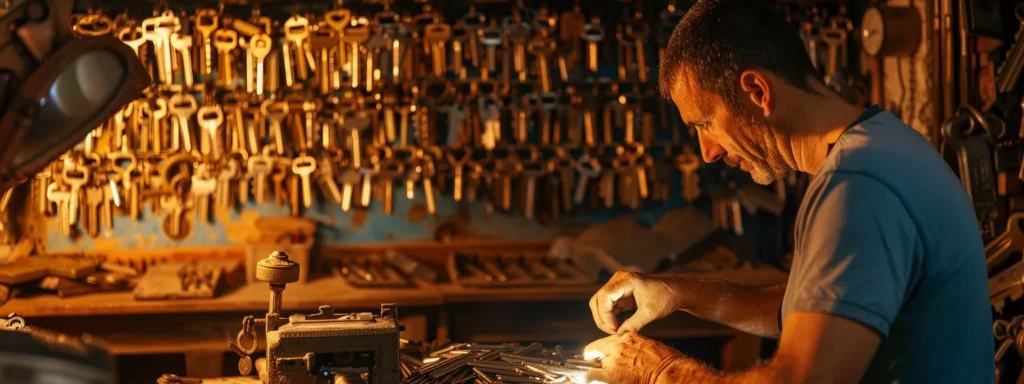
[0,280,604,317]
[0,276,443,317]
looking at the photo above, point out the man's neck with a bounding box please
[781,96,866,175]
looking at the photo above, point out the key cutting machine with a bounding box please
[230,251,402,384]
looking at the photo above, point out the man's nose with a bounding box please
[698,134,725,164]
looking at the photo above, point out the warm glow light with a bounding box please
[423,357,440,364]
[583,350,603,360]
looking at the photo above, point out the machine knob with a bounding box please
[256,251,301,285]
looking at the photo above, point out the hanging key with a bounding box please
[341,22,370,90]
[574,154,601,204]
[376,161,405,216]
[582,18,605,73]
[83,186,103,238]
[63,165,90,226]
[425,22,452,78]
[262,100,289,155]
[291,154,317,208]
[248,33,272,96]
[309,27,338,95]
[527,33,556,93]
[626,15,650,83]
[47,183,72,236]
[149,97,169,153]
[192,165,217,224]
[216,159,238,210]
[195,9,219,77]
[168,93,198,153]
[171,33,194,88]
[521,160,547,219]
[284,15,312,81]
[197,105,225,160]
[676,148,702,202]
[480,24,503,75]
[213,28,238,88]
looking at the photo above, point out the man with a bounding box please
[583,1,993,383]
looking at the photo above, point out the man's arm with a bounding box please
[589,272,786,338]
[672,278,786,338]
[653,312,881,384]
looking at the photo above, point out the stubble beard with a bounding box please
[742,116,790,185]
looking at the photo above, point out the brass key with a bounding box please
[83,186,103,238]
[317,157,345,206]
[480,24,502,74]
[191,165,217,223]
[425,22,452,77]
[213,29,239,87]
[141,15,174,84]
[248,154,273,204]
[168,93,197,153]
[626,15,650,83]
[216,159,238,211]
[250,33,272,96]
[338,165,361,212]
[170,33,195,87]
[582,18,604,73]
[527,33,556,92]
[149,97,169,153]
[520,160,547,219]
[447,148,472,202]
[47,183,72,236]
[375,161,404,216]
[341,22,370,89]
[197,105,225,160]
[261,100,289,155]
[283,15,312,81]
[675,148,701,202]
[291,154,317,208]
[118,26,146,58]
[574,154,601,204]
[195,9,219,77]
[309,27,338,95]
[63,165,91,226]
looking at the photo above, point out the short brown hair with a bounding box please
[658,0,822,107]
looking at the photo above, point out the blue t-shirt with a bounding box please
[780,109,994,383]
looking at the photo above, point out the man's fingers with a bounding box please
[589,294,614,334]
[592,276,637,334]
[584,368,610,384]
[597,291,621,334]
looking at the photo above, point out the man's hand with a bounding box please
[589,271,683,334]
[583,332,687,384]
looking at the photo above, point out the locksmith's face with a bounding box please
[669,68,791,185]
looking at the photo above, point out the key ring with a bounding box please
[236,316,258,354]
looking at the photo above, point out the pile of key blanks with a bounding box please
[401,341,598,384]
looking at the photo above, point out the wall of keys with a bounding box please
[17,0,857,251]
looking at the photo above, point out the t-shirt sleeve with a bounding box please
[784,171,921,337]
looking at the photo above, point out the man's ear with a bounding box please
[739,69,773,118]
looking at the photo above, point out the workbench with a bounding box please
[0,244,786,381]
